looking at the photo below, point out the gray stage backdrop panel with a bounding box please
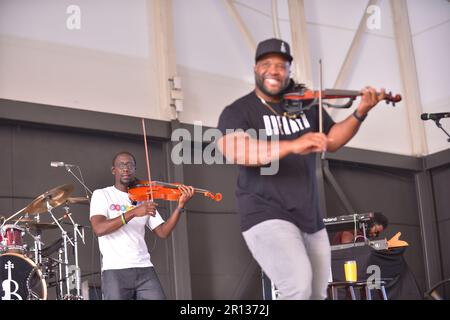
[432,164,450,298]
[183,162,262,300]
[438,220,450,298]
[431,165,450,222]
[325,160,425,292]
[0,125,13,198]
[326,161,420,225]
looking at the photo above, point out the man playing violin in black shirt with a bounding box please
[217,38,387,299]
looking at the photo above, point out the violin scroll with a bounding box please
[205,191,223,202]
[384,91,402,106]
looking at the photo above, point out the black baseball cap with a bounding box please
[255,38,293,63]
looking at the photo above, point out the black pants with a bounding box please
[101,267,166,300]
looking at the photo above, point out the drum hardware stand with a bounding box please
[58,248,64,298]
[1,206,27,228]
[13,215,24,226]
[44,254,73,300]
[45,198,74,298]
[62,204,85,298]
[24,227,44,265]
[52,255,83,300]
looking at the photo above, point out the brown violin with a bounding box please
[128,180,222,203]
[284,88,401,106]
[282,86,402,119]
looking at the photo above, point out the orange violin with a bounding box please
[137,119,222,204]
[128,180,222,203]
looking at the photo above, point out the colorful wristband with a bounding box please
[121,213,127,225]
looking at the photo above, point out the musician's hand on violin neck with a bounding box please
[358,86,386,115]
[177,185,195,208]
[291,132,332,155]
[134,200,158,217]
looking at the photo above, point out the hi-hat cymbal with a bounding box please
[24,184,74,215]
[66,197,89,205]
[22,221,58,230]
[11,217,36,223]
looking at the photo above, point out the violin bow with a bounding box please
[318,59,325,160]
[141,118,154,202]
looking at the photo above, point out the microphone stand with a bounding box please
[60,164,89,299]
[433,119,450,142]
[64,165,93,199]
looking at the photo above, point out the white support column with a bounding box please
[287,0,312,88]
[148,0,178,120]
[271,0,281,38]
[391,0,428,156]
[147,0,193,300]
[223,0,256,53]
[333,0,379,90]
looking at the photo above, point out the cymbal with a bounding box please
[24,184,74,215]
[66,197,89,205]
[22,221,58,230]
[10,217,36,223]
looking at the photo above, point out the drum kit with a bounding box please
[0,184,88,300]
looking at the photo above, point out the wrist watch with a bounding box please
[178,207,186,214]
[353,109,367,122]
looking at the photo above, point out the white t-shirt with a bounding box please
[89,186,164,271]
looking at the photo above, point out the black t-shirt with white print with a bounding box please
[217,91,335,233]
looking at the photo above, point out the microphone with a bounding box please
[421,112,450,121]
[50,161,76,168]
[50,161,93,195]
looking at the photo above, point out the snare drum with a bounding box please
[0,224,26,254]
[0,252,47,300]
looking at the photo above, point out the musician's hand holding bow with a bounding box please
[133,200,158,217]
[291,132,331,155]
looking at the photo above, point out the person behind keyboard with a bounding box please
[331,212,389,245]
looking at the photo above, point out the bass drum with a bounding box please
[0,253,47,300]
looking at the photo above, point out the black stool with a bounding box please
[327,281,357,300]
[353,280,388,300]
[327,280,388,300]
